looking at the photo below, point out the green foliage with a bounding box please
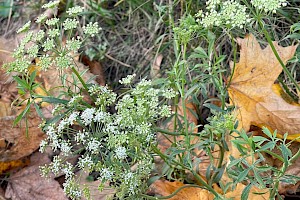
[3,0,300,199]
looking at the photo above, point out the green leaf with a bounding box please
[235,168,250,183]
[14,100,31,126]
[262,127,273,138]
[241,184,252,200]
[42,96,69,104]
[33,102,44,120]
[29,70,37,88]
[13,76,30,90]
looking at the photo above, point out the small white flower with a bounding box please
[87,139,101,154]
[81,108,96,125]
[119,74,136,85]
[45,18,59,26]
[51,156,62,175]
[251,0,287,13]
[66,37,82,51]
[68,111,79,125]
[63,18,79,30]
[75,130,88,143]
[160,105,172,117]
[42,38,55,51]
[39,140,48,153]
[162,88,177,99]
[100,168,114,181]
[17,21,31,33]
[62,162,74,179]
[60,140,72,155]
[42,0,60,9]
[78,155,94,169]
[35,30,45,42]
[83,22,101,37]
[68,95,83,106]
[48,29,60,38]
[36,14,47,23]
[66,6,84,15]
[58,119,69,133]
[115,146,127,159]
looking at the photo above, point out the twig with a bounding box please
[105,53,133,68]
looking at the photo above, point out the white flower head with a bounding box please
[100,168,114,181]
[17,21,31,33]
[42,1,60,9]
[63,18,79,30]
[66,6,84,15]
[83,22,101,37]
[115,146,127,159]
[119,74,136,85]
[81,108,96,126]
[251,0,287,13]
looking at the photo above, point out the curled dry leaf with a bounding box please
[5,152,68,200]
[149,180,269,200]
[228,34,300,140]
[81,55,106,86]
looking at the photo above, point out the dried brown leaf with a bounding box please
[0,111,45,162]
[5,152,68,200]
[76,171,115,200]
[149,180,270,200]
[228,34,300,139]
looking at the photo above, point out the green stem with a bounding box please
[152,145,222,198]
[71,66,96,102]
[154,127,200,136]
[258,20,300,98]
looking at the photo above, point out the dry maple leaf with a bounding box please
[149,180,269,200]
[228,34,300,139]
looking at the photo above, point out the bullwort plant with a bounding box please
[4,0,300,199]
[3,1,177,199]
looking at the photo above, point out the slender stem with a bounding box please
[258,20,300,97]
[71,66,96,102]
[154,127,201,136]
[152,145,221,198]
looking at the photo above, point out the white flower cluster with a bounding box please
[197,0,250,29]
[119,73,136,85]
[251,0,287,13]
[38,74,175,199]
[5,3,101,73]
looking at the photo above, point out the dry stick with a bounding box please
[5,0,14,34]
[105,53,133,68]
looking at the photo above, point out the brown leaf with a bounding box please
[150,54,163,79]
[0,158,30,175]
[148,180,214,200]
[76,171,115,200]
[0,37,15,66]
[5,152,68,200]
[0,111,45,162]
[157,99,198,153]
[80,55,105,86]
[149,180,270,200]
[228,34,300,139]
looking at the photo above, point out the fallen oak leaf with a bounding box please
[228,34,300,140]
